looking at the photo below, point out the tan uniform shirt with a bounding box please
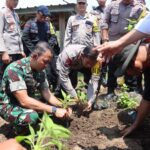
[64,13,100,48]
[0,7,23,54]
[56,44,100,103]
[101,1,143,41]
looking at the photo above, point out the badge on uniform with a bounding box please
[72,22,79,32]
[85,20,93,33]
[65,58,72,67]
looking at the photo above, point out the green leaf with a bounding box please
[15,135,29,143]
[15,135,32,144]
[61,90,67,99]
[29,124,35,137]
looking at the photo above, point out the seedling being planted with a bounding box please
[77,90,87,105]
[117,84,138,109]
[16,113,71,150]
[59,90,77,109]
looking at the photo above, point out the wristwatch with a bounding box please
[51,106,57,114]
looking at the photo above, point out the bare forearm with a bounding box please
[132,99,150,128]
[101,29,109,41]
[42,89,62,107]
[19,95,53,113]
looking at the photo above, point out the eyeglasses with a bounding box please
[78,2,86,5]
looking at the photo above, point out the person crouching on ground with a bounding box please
[56,44,100,110]
[0,41,72,126]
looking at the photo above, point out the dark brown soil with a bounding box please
[0,92,150,150]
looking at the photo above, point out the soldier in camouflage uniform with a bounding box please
[0,42,71,126]
[57,44,100,109]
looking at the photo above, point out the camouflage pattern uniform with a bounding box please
[57,44,100,104]
[0,57,49,126]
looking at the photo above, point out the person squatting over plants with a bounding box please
[97,13,150,137]
[56,44,101,110]
[0,41,72,126]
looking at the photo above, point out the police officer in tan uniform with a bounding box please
[57,44,100,109]
[64,0,100,48]
[0,0,25,86]
[101,0,144,100]
[63,0,101,99]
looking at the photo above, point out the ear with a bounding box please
[81,53,85,58]
[32,53,38,60]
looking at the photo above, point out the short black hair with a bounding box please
[82,46,98,60]
[32,41,53,56]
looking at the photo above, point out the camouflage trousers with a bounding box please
[0,54,23,87]
[0,103,39,126]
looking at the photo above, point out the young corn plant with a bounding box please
[59,90,77,109]
[76,80,88,104]
[77,90,87,105]
[117,84,138,109]
[16,113,71,150]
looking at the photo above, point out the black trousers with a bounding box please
[54,68,91,99]
[107,46,141,93]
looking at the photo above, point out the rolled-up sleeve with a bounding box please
[7,69,27,92]
[10,81,27,92]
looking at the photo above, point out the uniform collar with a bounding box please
[121,1,134,6]
[96,6,104,13]
[4,5,15,12]
[25,56,32,74]
[77,12,89,19]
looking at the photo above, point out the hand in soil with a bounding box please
[83,101,92,112]
[66,107,73,118]
[55,108,68,118]
[121,125,136,137]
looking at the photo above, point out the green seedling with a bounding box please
[77,90,87,104]
[77,79,86,89]
[117,84,138,109]
[16,113,71,150]
[59,90,77,108]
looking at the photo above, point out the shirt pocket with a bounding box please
[130,7,142,20]
[5,16,16,32]
[110,9,119,23]
[30,25,38,39]
[72,21,80,32]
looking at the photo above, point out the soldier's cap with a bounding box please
[114,40,141,77]
[37,5,50,16]
[77,0,87,4]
